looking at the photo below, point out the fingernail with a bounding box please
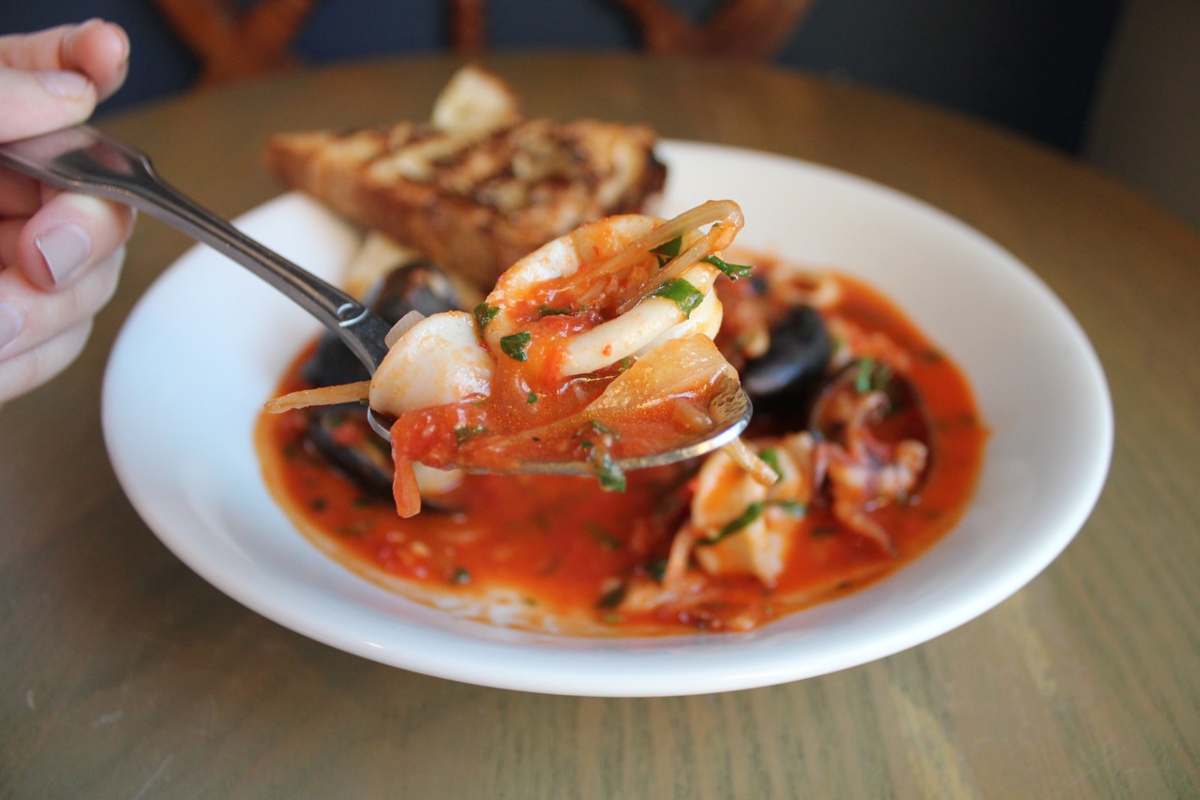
[0,303,23,351]
[36,70,91,98]
[35,224,92,286]
[112,24,131,64]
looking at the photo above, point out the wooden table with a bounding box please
[2,54,1197,798]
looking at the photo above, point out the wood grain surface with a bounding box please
[2,53,1197,799]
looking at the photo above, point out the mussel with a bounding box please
[740,305,832,416]
[307,405,394,497]
[300,259,462,499]
[302,259,462,386]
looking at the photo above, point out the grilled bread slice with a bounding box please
[265,66,666,288]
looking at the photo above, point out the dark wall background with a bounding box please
[1,1,1123,153]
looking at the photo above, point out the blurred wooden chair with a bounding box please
[612,0,815,59]
[155,0,813,85]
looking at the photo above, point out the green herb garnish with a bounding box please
[651,235,682,267]
[527,391,539,404]
[589,419,617,438]
[473,302,499,329]
[597,584,626,609]
[699,501,764,545]
[500,331,532,361]
[580,440,594,450]
[616,356,635,372]
[454,425,488,445]
[770,499,807,517]
[338,521,369,537]
[646,558,668,582]
[592,449,627,493]
[586,522,622,550]
[854,358,892,394]
[758,448,783,483]
[538,305,572,317]
[451,567,471,584]
[855,358,875,393]
[704,254,752,280]
[652,278,704,317]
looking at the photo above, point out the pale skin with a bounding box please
[0,19,135,404]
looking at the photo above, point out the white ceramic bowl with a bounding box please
[102,141,1111,696]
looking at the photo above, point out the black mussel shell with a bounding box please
[741,305,832,414]
[307,405,393,497]
[302,259,461,387]
[369,259,461,322]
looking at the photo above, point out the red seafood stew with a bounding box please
[256,263,985,634]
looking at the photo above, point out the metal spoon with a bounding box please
[0,124,751,474]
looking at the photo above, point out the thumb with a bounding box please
[0,65,97,143]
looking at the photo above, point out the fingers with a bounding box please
[16,192,134,289]
[0,19,129,101]
[0,318,92,404]
[0,246,122,362]
[0,64,96,141]
[0,168,40,216]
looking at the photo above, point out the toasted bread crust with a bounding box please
[265,119,666,287]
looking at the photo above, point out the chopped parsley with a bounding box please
[500,331,532,361]
[526,391,539,404]
[855,357,892,394]
[580,440,594,450]
[592,449,627,493]
[473,302,499,329]
[770,499,807,517]
[597,584,626,609]
[538,305,572,317]
[586,522,622,550]
[652,278,704,317]
[454,425,488,445]
[589,419,618,438]
[699,501,764,546]
[616,356,635,372]
[703,254,753,280]
[645,558,668,582]
[758,448,783,483]
[451,567,471,584]
[651,235,682,267]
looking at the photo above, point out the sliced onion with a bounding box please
[722,438,779,487]
[556,200,743,295]
[615,221,739,315]
[384,310,426,348]
[587,334,736,418]
[264,380,371,414]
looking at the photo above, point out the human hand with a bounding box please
[0,19,134,403]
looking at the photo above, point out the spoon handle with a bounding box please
[0,124,390,370]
